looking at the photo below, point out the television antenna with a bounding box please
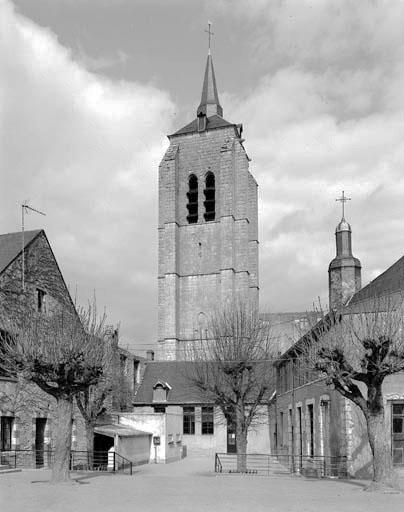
[21,201,46,291]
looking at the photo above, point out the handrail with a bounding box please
[113,451,133,476]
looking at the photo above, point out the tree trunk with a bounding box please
[235,407,248,473]
[51,397,73,484]
[85,422,95,469]
[366,409,398,490]
[236,429,248,473]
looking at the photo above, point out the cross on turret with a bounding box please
[205,21,214,55]
[336,190,351,219]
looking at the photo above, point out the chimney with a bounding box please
[146,350,155,361]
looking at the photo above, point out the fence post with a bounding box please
[323,457,326,478]
[14,451,17,468]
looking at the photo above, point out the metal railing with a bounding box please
[1,450,53,469]
[0,450,133,475]
[70,450,133,475]
[214,453,349,478]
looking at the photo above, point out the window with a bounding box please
[153,405,166,414]
[201,406,214,435]
[279,411,284,446]
[183,406,195,435]
[186,174,198,224]
[37,289,46,313]
[308,404,314,457]
[204,172,215,221]
[1,416,13,451]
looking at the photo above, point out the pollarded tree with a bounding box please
[303,296,404,490]
[184,301,276,472]
[0,304,108,483]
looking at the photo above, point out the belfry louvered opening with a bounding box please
[204,172,215,221]
[186,174,198,224]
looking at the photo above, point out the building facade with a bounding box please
[157,52,259,360]
[0,229,142,467]
[132,361,270,460]
[271,211,404,478]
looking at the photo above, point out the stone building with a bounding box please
[271,210,404,478]
[157,50,259,361]
[0,229,142,466]
[0,229,85,461]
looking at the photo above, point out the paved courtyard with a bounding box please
[1,456,404,512]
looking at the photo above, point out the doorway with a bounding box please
[35,418,47,468]
[94,433,114,469]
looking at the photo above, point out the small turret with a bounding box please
[328,192,361,310]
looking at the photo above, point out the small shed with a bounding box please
[94,424,152,466]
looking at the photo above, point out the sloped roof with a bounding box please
[134,360,276,405]
[170,115,235,137]
[349,254,404,305]
[94,424,152,438]
[134,361,208,404]
[0,230,42,275]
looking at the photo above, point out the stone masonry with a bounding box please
[157,123,259,360]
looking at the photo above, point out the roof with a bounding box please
[134,361,208,404]
[170,114,235,137]
[94,424,152,438]
[349,254,404,305]
[0,230,42,275]
[134,360,276,405]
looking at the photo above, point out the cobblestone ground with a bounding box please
[1,456,404,512]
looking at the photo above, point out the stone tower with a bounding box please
[157,52,259,360]
[328,206,361,310]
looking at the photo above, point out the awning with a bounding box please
[94,424,152,438]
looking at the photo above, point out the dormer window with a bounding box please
[186,174,198,224]
[204,172,215,221]
[197,113,206,132]
[153,381,171,403]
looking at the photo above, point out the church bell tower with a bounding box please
[328,192,361,311]
[157,38,259,360]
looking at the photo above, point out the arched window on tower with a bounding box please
[186,174,198,224]
[204,172,215,221]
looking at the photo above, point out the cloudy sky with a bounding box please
[2,0,404,353]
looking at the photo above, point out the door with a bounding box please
[392,402,404,465]
[227,421,237,454]
[35,418,46,468]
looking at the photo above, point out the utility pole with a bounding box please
[21,201,46,291]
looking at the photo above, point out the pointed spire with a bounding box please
[197,42,223,118]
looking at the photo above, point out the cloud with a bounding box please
[0,0,175,350]
[75,44,129,72]
[218,0,404,313]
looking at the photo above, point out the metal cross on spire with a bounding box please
[205,21,214,55]
[335,190,351,220]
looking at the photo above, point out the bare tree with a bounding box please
[75,329,133,454]
[184,301,276,472]
[0,304,108,483]
[303,296,404,490]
